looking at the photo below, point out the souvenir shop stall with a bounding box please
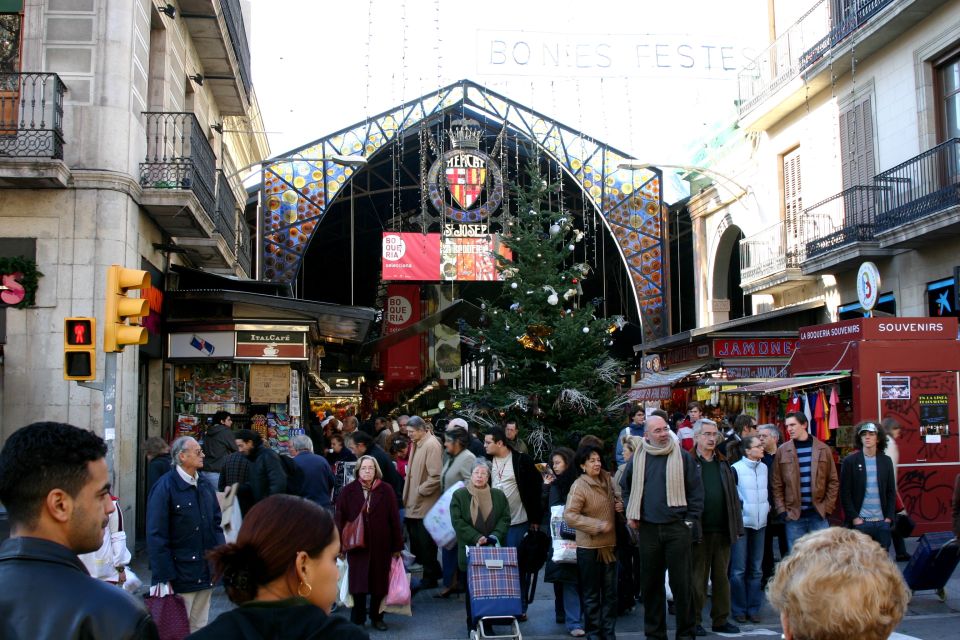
[169,326,312,454]
[730,317,960,534]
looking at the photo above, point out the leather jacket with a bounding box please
[772,437,839,520]
[0,536,158,639]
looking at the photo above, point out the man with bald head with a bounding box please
[620,415,704,640]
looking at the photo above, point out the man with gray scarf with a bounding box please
[620,415,704,640]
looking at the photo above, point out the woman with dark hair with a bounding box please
[840,421,897,550]
[565,445,620,640]
[189,494,368,639]
[144,436,171,496]
[389,435,410,479]
[544,447,584,637]
[335,455,404,631]
[326,433,357,466]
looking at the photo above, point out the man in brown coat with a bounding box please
[402,415,443,588]
[772,412,839,551]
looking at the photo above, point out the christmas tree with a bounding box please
[457,165,628,459]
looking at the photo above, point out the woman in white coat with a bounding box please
[729,436,769,623]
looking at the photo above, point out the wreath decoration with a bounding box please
[0,256,43,308]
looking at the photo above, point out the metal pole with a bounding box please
[350,180,355,306]
[102,351,118,487]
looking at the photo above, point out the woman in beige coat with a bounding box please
[565,444,622,640]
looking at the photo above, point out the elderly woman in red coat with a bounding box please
[335,454,403,630]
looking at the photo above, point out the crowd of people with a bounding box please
[0,405,957,639]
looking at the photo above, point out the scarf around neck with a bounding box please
[625,435,686,521]
[466,482,495,533]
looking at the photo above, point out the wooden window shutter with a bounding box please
[783,147,802,244]
[840,94,876,190]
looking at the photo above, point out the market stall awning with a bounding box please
[722,372,850,394]
[628,360,714,400]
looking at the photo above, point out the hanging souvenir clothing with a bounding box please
[815,390,829,441]
[803,392,815,432]
[786,393,801,415]
[829,386,840,430]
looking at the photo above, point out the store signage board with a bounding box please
[800,318,958,345]
[382,233,441,280]
[168,332,236,359]
[249,364,291,404]
[712,338,798,358]
[724,364,789,380]
[628,385,672,401]
[662,342,711,365]
[382,232,510,281]
[236,330,307,360]
[857,262,881,312]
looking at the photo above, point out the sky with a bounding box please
[249,0,771,197]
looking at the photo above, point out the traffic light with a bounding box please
[104,265,151,352]
[64,317,96,381]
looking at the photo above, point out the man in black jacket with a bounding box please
[235,429,286,505]
[484,426,544,619]
[0,422,158,639]
[345,430,404,506]
[201,410,238,489]
[840,421,897,550]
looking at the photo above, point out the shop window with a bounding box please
[927,277,959,318]
[838,292,896,320]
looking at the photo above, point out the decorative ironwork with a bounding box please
[802,185,885,258]
[260,79,667,342]
[0,72,66,159]
[140,112,217,219]
[739,221,803,284]
[215,171,238,252]
[874,138,960,232]
[237,220,252,276]
[220,0,251,94]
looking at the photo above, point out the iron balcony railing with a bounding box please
[140,112,217,218]
[737,0,894,117]
[873,138,960,233]
[737,0,830,115]
[0,72,66,159]
[215,171,238,252]
[802,186,886,258]
[220,0,252,94]
[237,220,252,276]
[739,221,805,284]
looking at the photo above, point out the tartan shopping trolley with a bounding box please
[466,545,523,640]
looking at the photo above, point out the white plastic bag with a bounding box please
[218,483,243,544]
[337,557,353,608]
[122,567,143,593]
[424,480,463,549]
[550,505,577,564]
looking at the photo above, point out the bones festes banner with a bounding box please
[381,232,510,281]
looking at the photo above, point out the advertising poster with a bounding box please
[383,284,422,384]
[919,394,950,441]
[382,232,511,281]
[440,235,511,281]
[879,376,911,400]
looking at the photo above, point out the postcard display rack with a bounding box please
[173,363,303,453]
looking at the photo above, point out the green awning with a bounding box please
[0,1,23,13]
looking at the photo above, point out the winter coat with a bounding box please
[201,423,238,473]
[366,443,404,506]
[564,470,618,549]
[499,449,545,525]
[0,537,158,640]
[773,436,839,520]
[441,449,476,493]
[839,450,897,525]
[335,480,403,597]
[247,445,287,504]
[147,469,225,593]
[449,486,511,572]
[694,451,745,544]
[147,454,172,496]
[402,434,443,518]
[731,457,769,530]
[188,597,368,640]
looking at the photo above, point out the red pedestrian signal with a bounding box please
[64,317,96,381]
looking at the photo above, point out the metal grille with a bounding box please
[140,112,217,219]
[0,72,66,159]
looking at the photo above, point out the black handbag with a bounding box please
[559,521,577,541]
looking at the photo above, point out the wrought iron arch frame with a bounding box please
[259,79,667,342]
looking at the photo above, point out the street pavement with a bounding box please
[130,537,960,639]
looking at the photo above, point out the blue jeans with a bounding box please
[506,522,530,613]
[854,520,892,550]
[784,511,829,551]
[561,582,583,631]
[730,527,765,618]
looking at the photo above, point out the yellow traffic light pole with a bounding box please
[75,265,151,486]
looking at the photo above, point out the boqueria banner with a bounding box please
[382,232,511,281]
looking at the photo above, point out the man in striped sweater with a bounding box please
[772,412,840,551]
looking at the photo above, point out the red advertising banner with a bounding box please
[382,232,511,281]
[383,284,422,384]
[382,233,441,281]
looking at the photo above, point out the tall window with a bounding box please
[0,4,23,74]
[839,95,876,190]
[782,147,802,249]
[938,54,960,140]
